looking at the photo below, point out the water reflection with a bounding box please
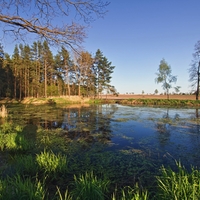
[5,104,200,168]
[155,108,181,146]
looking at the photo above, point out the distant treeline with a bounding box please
[0,42,116,100]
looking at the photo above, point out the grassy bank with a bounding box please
[1,96,200,107]
[100,98,200,107]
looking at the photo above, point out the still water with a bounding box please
[7,103,200,168]
[4,103,200,189]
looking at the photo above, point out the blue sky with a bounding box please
[1,1,200,95]
[84,0,200,94]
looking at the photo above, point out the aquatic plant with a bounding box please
[71,171,110,200]
[36,149,67,174]
[0,175,46,200]
[118,183,149,200]
[11,154,38,176]
[156,160,200,200]
[56,186,73,200]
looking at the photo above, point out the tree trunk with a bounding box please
[44,59,47,98]
[196,62,200,100]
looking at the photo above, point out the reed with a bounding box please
[156,160,200,200]
[36,149,67,174]
[56,186,73,200]
[12,154,38,176]
[111,183,149,200]
[0,105,8,118]
[0,175,46,200]
[72,171,110,200]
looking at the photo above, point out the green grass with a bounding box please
[11,154,38,176]
[0,175,46,200]
[1,123,200,199]
[71,171,110,200]
[112,183,149,200]
[156,160,200,200]
[36,149,67,175]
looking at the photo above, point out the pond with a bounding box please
[2,103,200,190]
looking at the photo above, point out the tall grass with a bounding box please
[156,160,200,200]
[112,183,149,200]
[72,171,110,200]
[36,149,67,174]
[11,154,38,176]
[56,187,73,200]
[0,175,46,200]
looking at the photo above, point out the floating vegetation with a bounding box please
[1,104,200,199]
[115,118,130,122]
[120,148,144,155]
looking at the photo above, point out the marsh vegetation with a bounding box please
[0,104,200,199]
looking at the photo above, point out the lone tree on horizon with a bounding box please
[0,0,109,51]
[189,40,200,100]
[155,59,178,99]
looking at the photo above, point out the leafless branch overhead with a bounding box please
[0,0,109,51]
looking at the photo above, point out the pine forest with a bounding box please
[0,42,116,100]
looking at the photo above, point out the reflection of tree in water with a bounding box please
[155,108,179,146]
[195,108,199,118]
[61,104,118,146]
[187,109,200,135]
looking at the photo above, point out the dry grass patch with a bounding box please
[0,105,8,118]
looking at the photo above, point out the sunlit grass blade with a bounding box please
[56,186,73,200]
[36,149,67,174]
[156,160,200,199]
[0,174,46,200]
[72,171,110,200]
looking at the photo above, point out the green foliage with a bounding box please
[156,161,200,200]
[120,183,149,200]
[155,59,177,99]
[0,41,115,99]
[1,122,200,199]
[56,187,73,200]
[36,149,67,174]
[0,123,31,151]
[94,49,115,97]
[72,171,110,200]
[0,175,46,200]
[11,154,38,176]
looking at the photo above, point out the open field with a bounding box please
[101,94,196,100]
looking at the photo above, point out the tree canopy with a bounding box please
[155,59,178,99]
[0,41,116,99]
[0,0,109,51]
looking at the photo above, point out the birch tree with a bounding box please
[155,59,177,99]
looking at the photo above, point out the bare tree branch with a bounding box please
[0,0,110,51]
